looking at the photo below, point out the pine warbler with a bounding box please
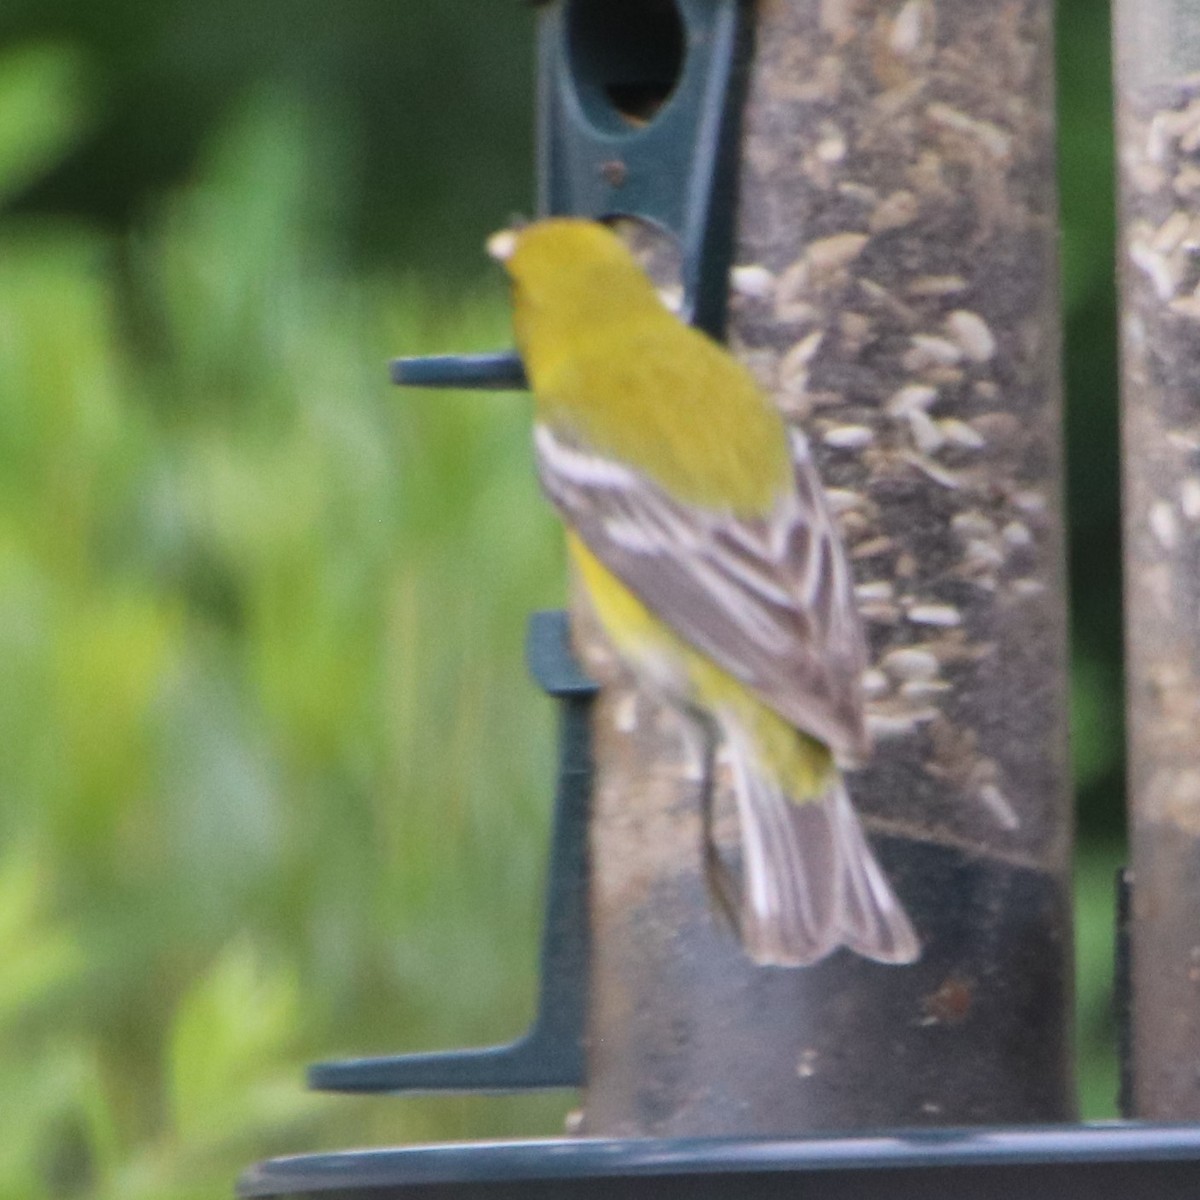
[489,218,918,967]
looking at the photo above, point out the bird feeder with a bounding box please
[1115,0,1200,1122]
[241,1,1200,1196]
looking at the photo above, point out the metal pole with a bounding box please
[578,0,1073,1135]
[1114,0,1200,1121]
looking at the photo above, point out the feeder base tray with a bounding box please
[240,1124,1200,1199]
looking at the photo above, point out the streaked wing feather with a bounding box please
[535,423,869,760]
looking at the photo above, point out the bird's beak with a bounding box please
[486,229,518,263]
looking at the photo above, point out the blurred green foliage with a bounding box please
[0,51,569,1199]
[0,1,1124,1195]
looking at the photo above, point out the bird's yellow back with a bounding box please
[501,220,791,514]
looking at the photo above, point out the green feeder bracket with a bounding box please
[309,611,597,1094]
[344,0,754,1088]
[389,0,754,392]
[320,0,754,1097]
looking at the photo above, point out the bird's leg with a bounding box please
[690,712,741,938]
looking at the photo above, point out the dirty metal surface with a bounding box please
[576,0,1073,1135]
[1115,0,1200,1121]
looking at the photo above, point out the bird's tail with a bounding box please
[721,722,920,967]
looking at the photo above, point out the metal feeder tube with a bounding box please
[1114,0,1200,1121]
[578,0,1074,1135]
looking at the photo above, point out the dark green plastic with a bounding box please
[307,612,596,1094]
[537,0,752,336]
[389,352,527,391]
[389,0,752,392]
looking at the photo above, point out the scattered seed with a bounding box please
[816,126,848,163]
[1175,164,1200,196]
[724,0,1063,865]
[937,417,987,448]
[905,409,943,454]
[851,536,896,560]
[952,511,997,538]
[824,424,875,449]
[1182,478,1200,521]
[978,782,1021,831]
[824,488,867,514]
[870,189,920,233]
[807,231,870,274]
[836,512,872,542]
[900,450,965,489]
[887,383,939,414]
[837,179,878,206]
[862,668,891,699]
[1132,160,1168,194]
[1168,430,1200,453]
[926,365,965,387]
[946,309,997,362]
[964,538,1005,570]
[780,330,825,386]
[908,603,963,627]
[1130,239,1179,301]
[774,258,814,320]
[796,1047,820,1078]
[907,274,969,296]
[1152,209,1192,253]
[926,102,1013,160]
[1011,489,1047,514]
[731,264,776,299]
[856,580,896,603]
[906,333,964,368]
[1148,110,1177,164]
[838,310,872,353]
[820,0,858,39]
[867,707,938,740]
[657,285,685,314]
[1169,295,1200,321]
[901,679,952,699]
[613,693,639,733]
[882,647,940,680]
[1011,578,1047,598]
[1002,521,1034,548]
[1150,500,1180,549]
[889,0,933,59]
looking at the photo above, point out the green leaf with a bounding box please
[0,44,90,209]
[167,939,317,1149]
[0,850,81,1031]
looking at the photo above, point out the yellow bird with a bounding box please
[489,218,918,967]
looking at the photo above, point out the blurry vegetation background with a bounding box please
[0,2,1122,1197]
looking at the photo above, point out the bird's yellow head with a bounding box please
[487,219,669,384]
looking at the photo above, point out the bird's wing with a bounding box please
[535,422,870,761]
